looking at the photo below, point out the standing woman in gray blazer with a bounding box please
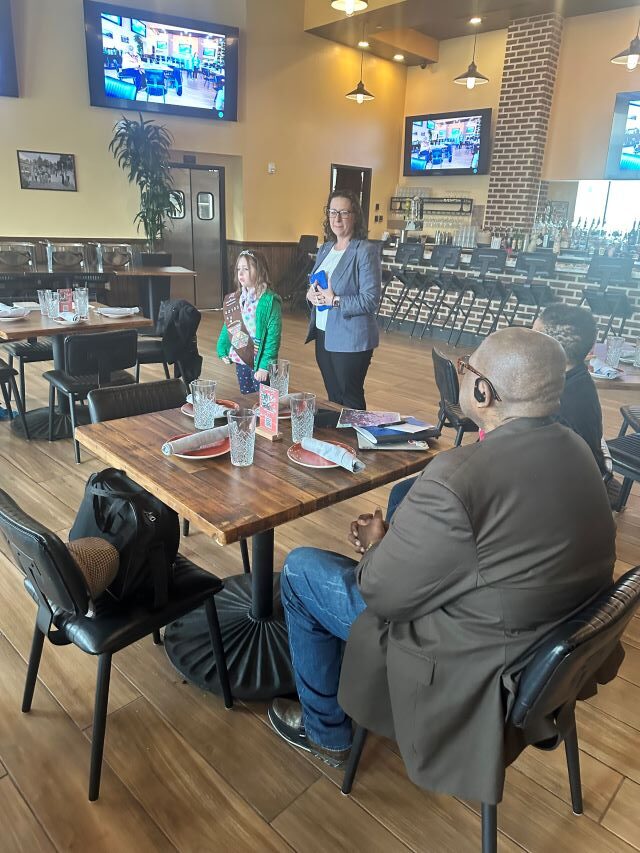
[305,189,381,410]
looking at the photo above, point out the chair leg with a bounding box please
[19,358,26,413]
[48,384,56,441]
[21,622,45,712]
[68,393,81,464]
[152,628,162,645]
[454,425,465,447]
[618,419,629,438]
[135,361,141,382]
[162,361,170,380]
[341,725,368,794]
[0,379,13,416]
[9,375,30,440]
[204,597,233,709]
[616,477,634,512]
[240,538,251,574]
[564,716,583,815]
[182,518,190,537]
[481,803,498,853]
[89,653,112,801]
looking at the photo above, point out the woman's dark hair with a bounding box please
[322,188,368,243]
[539,303,597,366]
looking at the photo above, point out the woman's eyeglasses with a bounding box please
[457,355,502,401]
[327,209,353,219]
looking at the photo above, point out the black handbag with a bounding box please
[69,468,179,607]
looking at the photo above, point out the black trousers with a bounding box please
[314,329,373,410]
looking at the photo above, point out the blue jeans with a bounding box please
[386,476,417,522]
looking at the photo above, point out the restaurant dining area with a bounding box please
[3,0,640,851]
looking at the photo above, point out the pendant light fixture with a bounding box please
[346,48,374,103]
[453,32,489,89]
[610,17,640,71]
[331,0,368,16]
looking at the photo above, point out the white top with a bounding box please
[314,247,345,332]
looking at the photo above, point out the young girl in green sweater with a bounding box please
[217,249,283,394]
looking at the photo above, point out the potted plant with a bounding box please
[109,113,180,266]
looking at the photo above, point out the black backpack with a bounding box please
[69,468,180,607]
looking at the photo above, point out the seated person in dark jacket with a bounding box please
[533,304,605,473]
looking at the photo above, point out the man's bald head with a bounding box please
[471,327,566,418]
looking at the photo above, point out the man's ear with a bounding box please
[473,378,492,407]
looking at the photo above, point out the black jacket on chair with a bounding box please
[156,299,202,384]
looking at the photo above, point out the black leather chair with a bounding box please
[342,566,640,853]
[43,330,138,463]
[86,380,252,572]
[431,348,479,446]
[134,337,171,382]
[0,487,232,801]
[3,338,53,411]
[603,432,640,511]
[0,357,30,438]
[618,405,640,437]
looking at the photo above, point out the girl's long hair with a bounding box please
[234,249,272,299]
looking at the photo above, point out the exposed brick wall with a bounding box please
[484,13,563,234]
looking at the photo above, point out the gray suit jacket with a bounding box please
[305,239,381,353]
[338,418,617,804]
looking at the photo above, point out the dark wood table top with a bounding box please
[109,266,196,277]
[75,406,433,546]
[0,305,153,341]
[0,266,195,278]
[592,363,640,391]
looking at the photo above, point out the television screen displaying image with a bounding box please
[84,0,239,121]
[0,0,19,98]
[403,109,492,176]
[605,91,640,179]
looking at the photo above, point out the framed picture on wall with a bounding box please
[17,150,77,192]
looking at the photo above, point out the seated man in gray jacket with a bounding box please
[268,327,617,807]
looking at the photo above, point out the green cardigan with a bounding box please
[216,289,282,371]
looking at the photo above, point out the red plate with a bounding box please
[164,433,230,460]
[287,440,354,469]
[180,398,239,418]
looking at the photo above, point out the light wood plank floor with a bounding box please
[0,311,639,852]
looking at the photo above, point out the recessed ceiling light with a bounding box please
[358,40,370,48]
[393,53,405,61]
[469,16,482,25]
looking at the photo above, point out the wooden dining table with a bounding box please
[109,266,196,323]
[0,305,152,439]
[75,405,434,700]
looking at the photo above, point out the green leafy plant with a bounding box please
[109,114,180,252]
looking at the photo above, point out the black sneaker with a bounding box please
[267,698,351,768]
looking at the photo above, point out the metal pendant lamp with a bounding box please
[454,32,489,89]
[331,0,368,15]
[610,17,640,71]
[346,50,374,103]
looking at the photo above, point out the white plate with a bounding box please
[0,315,27,322]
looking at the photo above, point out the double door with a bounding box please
[165,166,225,309]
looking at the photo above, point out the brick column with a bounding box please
[484,13,563,234]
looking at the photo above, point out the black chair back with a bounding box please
[0,488,90,620]
[432,348,460,405]
[88,378,187,423]
[511,567,640,739]
[395,242,424,265]
[298,235,318,254]
[515,252,556,280]
[429,245,461,274]
[65,330,138,383]
[469,248,507,275]
[586,255,633,287]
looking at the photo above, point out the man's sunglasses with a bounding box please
[457,355,502,402]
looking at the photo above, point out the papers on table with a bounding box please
[336,408,402,429]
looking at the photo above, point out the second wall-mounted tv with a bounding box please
[605,91,640,179]
[84,0,239,121]
[403,108,492,177]
[0,0,19,98]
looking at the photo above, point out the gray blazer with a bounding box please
[338,418,618,805]
[305,239,381,353]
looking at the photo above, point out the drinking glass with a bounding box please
[37,289,51,316]
[605,336,625,369]
[190,379,217,430]
[73,287,89,320]
[289,392,316,443]
[227,408,257,467]
[46,290,60,319]
[268,359,290,396]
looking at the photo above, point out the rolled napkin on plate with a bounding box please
[55,311,81,324]
[0,305,29,318]
[96,306,140,317]
[589,357,621,379]
[162,424,229,456]
[301,437,366,473]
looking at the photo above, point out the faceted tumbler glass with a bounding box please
[190,379,217,430]
[227,408,257,467]
[289,392,316,443]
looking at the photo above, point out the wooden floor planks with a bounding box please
[0,311,639,851]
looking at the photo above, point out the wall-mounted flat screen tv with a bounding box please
[403,108,492,176]
[0,0,19,98]
[84,0,239,121]
[605,91,640,179]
